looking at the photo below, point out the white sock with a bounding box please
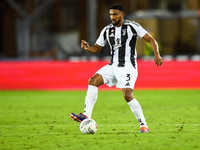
[128,98,148,128]
[83,85,98,119]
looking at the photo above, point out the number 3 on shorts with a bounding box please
[126,74,130,81]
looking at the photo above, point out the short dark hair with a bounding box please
[110,4,124,12]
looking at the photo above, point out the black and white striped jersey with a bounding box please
[96,19,147,67]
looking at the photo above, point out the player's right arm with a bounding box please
[81,40,102,53]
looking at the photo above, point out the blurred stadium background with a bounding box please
[0,0,200,90]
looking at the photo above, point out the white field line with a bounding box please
[0,124,199,128]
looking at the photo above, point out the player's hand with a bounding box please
[81,40,90,51]
[154,55,163,67]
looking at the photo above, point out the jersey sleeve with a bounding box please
[132,21,148,38]
[95,27,107,47]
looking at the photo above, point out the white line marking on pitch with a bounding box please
[0,124,199,128]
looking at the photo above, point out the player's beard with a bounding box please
[112,17,121,26]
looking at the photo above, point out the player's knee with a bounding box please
[88,74,104,87]
[88,77,99,87]
[123,89,134,102]
[124,94,133,102]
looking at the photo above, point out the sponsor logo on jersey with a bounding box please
[113,38,122,50]
[113,44,122,50]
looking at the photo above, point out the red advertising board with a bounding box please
[0,60,199,90]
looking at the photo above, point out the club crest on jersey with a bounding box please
[111,29,114,33]
[122,29,126,36]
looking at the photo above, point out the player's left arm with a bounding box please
[142,33,163,66]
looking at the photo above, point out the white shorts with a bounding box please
[96,63,138,90]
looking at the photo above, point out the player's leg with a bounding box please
[115,64,149,132]
[70,74,104,122]
[83,74,104,118]
[122,88,149,132]
[70,64,115,122]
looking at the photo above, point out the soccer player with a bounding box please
[70,3,163,133]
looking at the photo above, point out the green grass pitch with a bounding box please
[0,90,200,150]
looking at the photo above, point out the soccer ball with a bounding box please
[80,119,98,134]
